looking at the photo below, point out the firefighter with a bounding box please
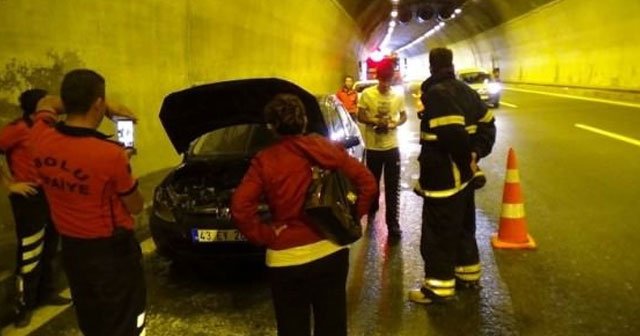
[29,69,146,335]
[409,48,496,303]
[0,89,72,327]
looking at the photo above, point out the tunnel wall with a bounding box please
[0,0,362,177]
[406,0,640,91]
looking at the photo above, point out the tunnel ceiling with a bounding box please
[336,0,557,56]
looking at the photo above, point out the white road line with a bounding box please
[575,124,640,147]
[505,87,640,109]
[500,101,518,108]
[1,237,157,335]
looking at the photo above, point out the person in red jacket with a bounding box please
[231,93,376,336]
[336,75,358,119]
[0,89,71,328]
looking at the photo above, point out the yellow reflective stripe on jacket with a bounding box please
[429,115,465,128]
[421,126,476,141]
[451,160,461,188]
[414,181,470,198]
[478,110,494,123]
[466,125,477,134]
[420,132,438,141]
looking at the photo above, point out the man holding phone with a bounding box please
[29,69,146,336]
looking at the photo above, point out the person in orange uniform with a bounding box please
[336,75,358,119]
[232,94,376,336]
[29,69,146,336]
[0,89,71,327]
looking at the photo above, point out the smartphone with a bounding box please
[116,119,135,149]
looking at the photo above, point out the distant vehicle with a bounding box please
[151,78,364,264]
[457,68,502,108]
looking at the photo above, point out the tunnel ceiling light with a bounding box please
[455,8,462,14]
[391,0,400,3]
[389,20,397,27]
[370,50,385,62]
[391,10,398,18]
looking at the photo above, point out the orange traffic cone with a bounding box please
[492,148,536,249]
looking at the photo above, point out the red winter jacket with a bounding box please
[231,134,376,250]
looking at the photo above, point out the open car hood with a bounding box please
[159,78,328,153]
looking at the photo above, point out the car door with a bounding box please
[323,96,365,162]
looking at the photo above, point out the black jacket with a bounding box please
[415,69,496,198]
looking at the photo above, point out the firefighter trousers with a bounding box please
[9,190,59,310]
[61,229,146,336]
[420,186,480,283]
[365,148,400,229]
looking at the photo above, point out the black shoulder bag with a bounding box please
[290,140,362,245]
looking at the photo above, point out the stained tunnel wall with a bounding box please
[406,0,640,92]
[0,0,363,260]
[0,0,362,178]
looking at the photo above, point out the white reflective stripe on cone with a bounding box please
[501,203,525,219]
[137,312,146,328]
[21,259,40,274]
[22,228,45,246]
[22,243,44,260]
[505,169,520,183]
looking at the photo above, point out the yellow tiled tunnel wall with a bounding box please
[0,0,362,176]
[406,0,640,90]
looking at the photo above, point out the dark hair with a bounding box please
[429,48,454,71]
[60,69,105,115]
[19,88,48,117]
[264,93,307,135]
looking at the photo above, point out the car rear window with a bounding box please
[190,124,277,157]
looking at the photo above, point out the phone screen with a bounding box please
[116,120,135,148]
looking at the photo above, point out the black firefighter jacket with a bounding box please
[415,70,496,198]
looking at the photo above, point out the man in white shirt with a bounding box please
[357,62,407,239]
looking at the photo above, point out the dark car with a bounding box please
[150,78,364,263]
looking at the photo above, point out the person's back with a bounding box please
[30,122,135,238]
[232,93,375,336]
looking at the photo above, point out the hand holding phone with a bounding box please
[116,119,135,149]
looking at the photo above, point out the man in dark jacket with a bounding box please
[409,48,496,304]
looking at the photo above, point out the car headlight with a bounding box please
[488,82,502,94]
[153,188,176,222]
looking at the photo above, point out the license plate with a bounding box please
[191,229,247,242]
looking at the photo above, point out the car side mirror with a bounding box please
[342,136,360,149]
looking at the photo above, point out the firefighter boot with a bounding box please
[408,278,455,304]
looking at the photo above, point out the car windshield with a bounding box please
[189,124,277,157]
[459,72,492,84]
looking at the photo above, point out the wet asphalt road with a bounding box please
[9,87,640,335]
